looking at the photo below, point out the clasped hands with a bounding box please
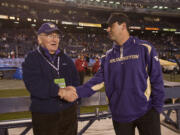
[58,86,78,102]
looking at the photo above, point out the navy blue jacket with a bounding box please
[22,47,79,113]
[77,36,165,122]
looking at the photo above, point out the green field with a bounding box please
[0,89,29,98]
[0,73,179,121]
[0,106,108,121]
[0,76,108,121]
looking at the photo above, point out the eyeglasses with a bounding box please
[40,34,60,39]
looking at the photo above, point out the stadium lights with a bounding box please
[0,15,8,20]
[96,0,100,2]
[76,26,83,29]
[175,32,180,34]
[129,26,141,30]
[159,6,163,9]
[177,7,180,10]
[61,21,78,25]
[79,22,101,27]
[43,19,51,22]
[109,1,114,4]
[9,16,15,20]
[103,0,107,3]
[153,5,158,9]
[55,20,59,24]
[65,0,75,1]
[145,27,160,31]
[152,31,158,33]
[164,6,168,9]
[31,24,36,27]
[169,29,176,32]
[163,28,177,32]
[163,28,169,31]
[27,18,32,22]
[50,19,56,22]
[116,2,120,4]
[14,21,19,24]
[62,21,73,25]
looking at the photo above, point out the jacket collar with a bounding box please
[112,36,134,50]
[39,46,61,62]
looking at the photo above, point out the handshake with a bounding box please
[58,86,78,102]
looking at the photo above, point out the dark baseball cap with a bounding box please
[107,13,130,27]
[37,22,60,35]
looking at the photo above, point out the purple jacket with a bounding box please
[77,36,165,122]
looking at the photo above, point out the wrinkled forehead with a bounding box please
[39,31,60,36]
[47,31,60,35]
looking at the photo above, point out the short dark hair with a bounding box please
[107,13,130,30]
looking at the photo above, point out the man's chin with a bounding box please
[109,36,114,41]
[49,50,57,54]
[49,47,58,53]
[51,46,58,50]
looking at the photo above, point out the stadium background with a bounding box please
[0,0,180,59]
[1,0,180,78]
[0,0,180,134]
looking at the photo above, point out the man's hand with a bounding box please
[58,86,78,102]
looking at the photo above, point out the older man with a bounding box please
[22,22,79,135]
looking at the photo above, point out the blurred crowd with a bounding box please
[1,0,180,60]
[0,26,180,61]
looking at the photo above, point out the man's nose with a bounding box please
[106,27,110,32]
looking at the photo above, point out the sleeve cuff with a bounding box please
[77,85,95,98]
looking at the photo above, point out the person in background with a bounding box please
[85,53,90,64]
[62,13,165,135]
[22,22,79,135]
[84,53,91,76]
[92,57,100,75]
[75,54,88,85]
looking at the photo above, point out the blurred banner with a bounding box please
[0,58,24,68]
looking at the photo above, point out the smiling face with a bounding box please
[38,32,60,54]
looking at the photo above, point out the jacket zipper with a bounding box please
[120,47,123,58]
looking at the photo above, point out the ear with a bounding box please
[37,36,42,45]
[122,23,127,31]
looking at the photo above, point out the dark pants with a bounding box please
[32,104,77,135]
[78,71,85,85]
[113,108,161,135]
